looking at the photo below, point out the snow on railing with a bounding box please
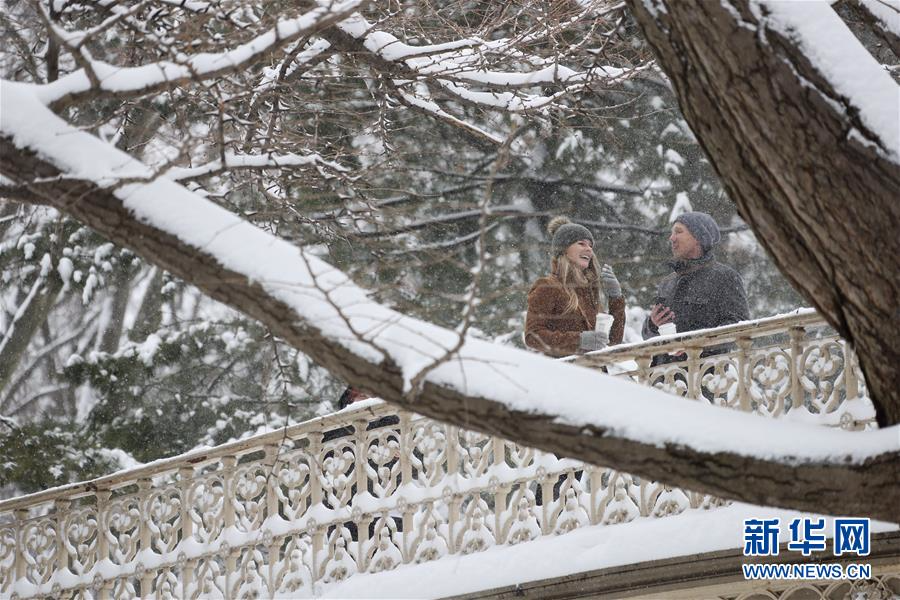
[571,309,874,429]
[0,311,874,599]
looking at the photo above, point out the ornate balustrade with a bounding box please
[0,311,876,599]
[571,308,874,429]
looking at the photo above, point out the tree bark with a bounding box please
[99,269,136,353]
[0,267,62,393]
[1,137,897,522]
[128,268,164,342]
[625,0,900,427]
[845,0,900,58]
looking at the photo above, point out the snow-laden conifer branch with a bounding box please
[2,80,898,520]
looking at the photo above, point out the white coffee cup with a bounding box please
[658,322,677,336]
[595,312,615,335]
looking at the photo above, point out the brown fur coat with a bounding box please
[524,274,625,357]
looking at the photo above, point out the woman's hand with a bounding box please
[650,304,675,327]
[600,264,622,299]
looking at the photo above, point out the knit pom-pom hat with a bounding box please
[673,211,721,254]
[548,216,593,257]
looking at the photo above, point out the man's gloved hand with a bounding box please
[600,264,622,299]
[580,330,609,352]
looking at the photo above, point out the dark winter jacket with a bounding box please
[642,253,749,362]
[525,274,625,357]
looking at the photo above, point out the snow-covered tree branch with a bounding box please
[2,77,898,519]
[0,0,660,491]
[37,0,365,107]
[1,0,896,519]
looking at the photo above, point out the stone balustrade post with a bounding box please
[307,433,325,588]
[222,456,237,529]
[637,479,650,517]
[352,417,369,493]
[14,508,27,585]
[442,423,461,555]
[352,418,370,571]
[686,347,702,399]
[136,478,153,598]
[737,337,753,412]
[95,490,112,600]
[221,456,237,600]
[491,436,506,544]
[635,355,652,386]
[447,493,462,555]
[539,472,555,535]
[843,342,859,401]
[177,466,194,599]
[588,467,604,525]
[446,424,459,477]
[264,444,280,520]
[53,498,70,586]
[789,327,806,412]
[263,444,280,594]
[398,412,414,563]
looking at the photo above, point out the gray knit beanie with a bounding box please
[674,211,721,254]
[548,216,593,257]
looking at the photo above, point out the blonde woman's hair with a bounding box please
[551,252,606,315]
[546,215,605,315]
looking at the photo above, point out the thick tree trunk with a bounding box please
[0,270,62,393]
[99,269,134,353]
[625,0,900,426]
[2,137,898,521]
[128,268,164,342]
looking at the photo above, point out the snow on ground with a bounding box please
[322,503,899,598]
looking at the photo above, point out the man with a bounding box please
[643,211,749,364]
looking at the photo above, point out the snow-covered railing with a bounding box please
[0,402,728,599]
[0,310,873,599]
[572,309,873,429]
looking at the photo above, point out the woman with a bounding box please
[525,216,625,357]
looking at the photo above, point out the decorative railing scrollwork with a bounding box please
[572,309,875,429]
[0,310,876,599]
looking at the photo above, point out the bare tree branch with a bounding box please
[39,0,365,108]
[1,119,896,520]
